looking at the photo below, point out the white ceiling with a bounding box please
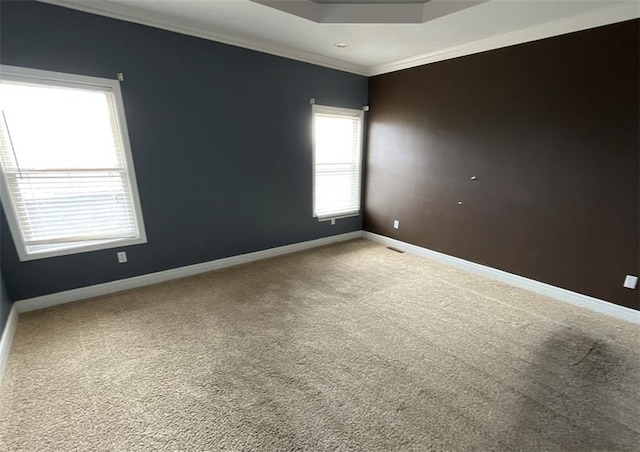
[40,0,640,75]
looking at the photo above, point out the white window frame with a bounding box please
[312,104,364,221]
[0,65,147,261]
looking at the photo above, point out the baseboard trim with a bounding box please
[11,229,638,322]
[363,232,639,325]
[0,305,19,387]
[15,231,363,313]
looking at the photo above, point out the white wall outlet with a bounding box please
[393,220,399,229]
[623,275,637,289]
[117,251,128,263]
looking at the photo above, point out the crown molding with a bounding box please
[368,2,640,76]
[36,1,639,77]
[36,0,369,76]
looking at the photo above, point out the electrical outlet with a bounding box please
[117,251,127,263]
[393,220,399,229]
[623,275,637,289]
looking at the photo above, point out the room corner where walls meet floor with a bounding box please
[1,237,638,450]
[0,230,638,387]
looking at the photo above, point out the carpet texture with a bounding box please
[1,239,639,451]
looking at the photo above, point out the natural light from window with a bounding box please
[313,105,363,220]
[0,67,146,260]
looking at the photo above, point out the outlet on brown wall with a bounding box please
[364,19,640,310]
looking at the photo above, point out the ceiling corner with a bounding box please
[368,1,640,76]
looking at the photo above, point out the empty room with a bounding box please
[0,0,638,450]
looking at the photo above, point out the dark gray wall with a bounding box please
[365,20,639,310]
[1,191,12,335]
[0,272,11,335]
[0,1,367,300]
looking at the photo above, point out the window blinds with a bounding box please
[0,77,142,257]
[312,106,363,219]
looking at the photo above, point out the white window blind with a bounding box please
[312,105,363,220]
[0,65,146,260]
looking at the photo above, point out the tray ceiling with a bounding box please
[38,1,639,75]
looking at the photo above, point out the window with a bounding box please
[0,65,146,261]
[312,104,364,220]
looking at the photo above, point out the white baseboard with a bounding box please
[363,232,640,325]
[8,228,637,334]
[4,229,634,387]
[0,305,19,387]
[15,231,363,313]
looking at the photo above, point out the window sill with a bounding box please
[316,212,360,223]
[18,236,147,262]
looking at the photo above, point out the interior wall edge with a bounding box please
[0,305,18,388]
[364,231,640,323]
[14,231,363,313]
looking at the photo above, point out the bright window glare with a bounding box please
[0,66,146,261]
[315,116,358,165]
[0,83,122,169]
[312,107,363,219]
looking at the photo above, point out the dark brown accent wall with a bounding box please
[364,20,640,310]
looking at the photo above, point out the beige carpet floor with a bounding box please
[1,239,639,451]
